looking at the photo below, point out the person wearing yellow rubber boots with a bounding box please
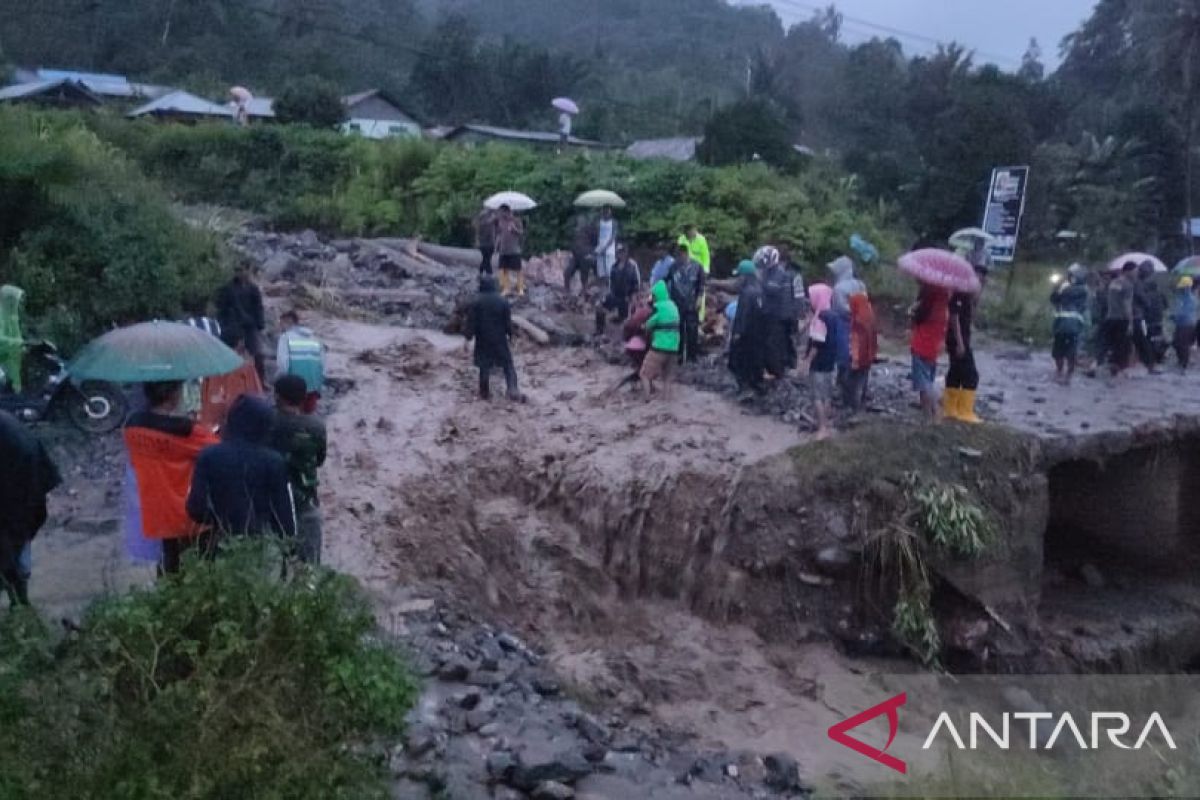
[494,204,526,297]
[944,261,988,423]
[0,285,26,393]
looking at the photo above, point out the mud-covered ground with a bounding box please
[25,229,1200,798]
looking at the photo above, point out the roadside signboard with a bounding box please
[981,166,1029,263]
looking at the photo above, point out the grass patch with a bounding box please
[0,541,419,800]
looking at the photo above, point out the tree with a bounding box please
[1019,38,1045,81]
[696,98,794,168]
[273,76,347,128]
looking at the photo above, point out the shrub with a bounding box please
[0,542,419,799]
[0,108,225,348]
[273,76,349,130]
[81,117,901,271]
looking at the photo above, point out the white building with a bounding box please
[341,90,421,139]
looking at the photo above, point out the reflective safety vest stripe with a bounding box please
[286,335,324,392]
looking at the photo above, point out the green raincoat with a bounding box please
[646,281,681,354]
[0,286,25,392]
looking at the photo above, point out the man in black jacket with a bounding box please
[667,241,706,363]
[215,263,266,380]
[594,244,642,335]
[187,395,296,542]
[464,276,522,401]
[0,410,61,605]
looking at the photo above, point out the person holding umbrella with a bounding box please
[68,321,246,574]
[495,204,526,298]
[898,249,981,422]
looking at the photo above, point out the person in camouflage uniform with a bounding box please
[269,375,327,564]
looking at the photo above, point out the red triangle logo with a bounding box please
[827,692,908,775]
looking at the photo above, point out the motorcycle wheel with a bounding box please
[65,382,127,434]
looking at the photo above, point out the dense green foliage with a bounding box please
[2,0,1197,260]
[274,75,350,129]
[0,108,225,347]
[90,118,896,271]
[0,543,418,800]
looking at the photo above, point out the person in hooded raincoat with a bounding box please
[757,246,799,377]
[0,285,26,392]
[640,281,681,398]
[464,275,522,401]
[187,394,297,544]
[729,261,768,395]
[684,225,711,317]
[0,410,60,605]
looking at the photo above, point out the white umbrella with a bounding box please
[230,86,253,104]
[484,191,537,212]
[949,227,995,249]
[1107,253,1167,273]
[552,97,580,115]
[574,189,626,209]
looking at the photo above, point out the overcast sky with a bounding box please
[758,0,1099,69]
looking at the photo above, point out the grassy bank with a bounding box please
[0,543,418,799]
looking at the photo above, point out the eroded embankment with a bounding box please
[391,414,1200,677]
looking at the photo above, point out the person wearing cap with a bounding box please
[943,261,988,424]
[1171,275,1198,372]
[729,260,768,396]
[1051,265,1091,385]
[270,375,327,564]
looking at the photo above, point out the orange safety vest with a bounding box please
[199,359,264,430]
[124,424,218,540]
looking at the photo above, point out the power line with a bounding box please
[763,0,1023,67]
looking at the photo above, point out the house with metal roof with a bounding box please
[442,124,604,150]
[342,89,421,139]
[625,136,703,162]
[0,78,103,108]
[11,68,171,102]
[128,90,275,122]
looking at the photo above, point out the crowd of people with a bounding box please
[0,265,330,602]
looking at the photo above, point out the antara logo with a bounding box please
[827,693,908,775]
[828,693,1177,776]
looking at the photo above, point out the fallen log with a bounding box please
[512,314,551,345]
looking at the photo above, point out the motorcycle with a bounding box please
[0,341,127,434]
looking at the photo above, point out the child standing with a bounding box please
[805,284,842,440]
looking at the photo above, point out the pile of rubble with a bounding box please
[389,600,814,799]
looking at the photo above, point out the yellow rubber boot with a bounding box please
[499,270,510,296]
[942,388,961,421]
[959,388,982,424]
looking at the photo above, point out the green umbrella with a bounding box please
[68,321,243,383]
[1174,256,1200,278]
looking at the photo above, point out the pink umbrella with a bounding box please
[898,249,982,294]
[552,97,580,115]
[230,86,253,105]
[1107,253,1167,273]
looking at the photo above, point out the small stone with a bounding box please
[511,752,592,790]
[456,689,483,710]
[478,722,502,737]
[486,751,518,782]
[764,752,803,792]
[438,659,471,682]
[957,447,984,460]
[497,632,524,653]
[815,546,855,577]
[726,763,740,779]
[573,713,609,745]
[404,725,438,759]
[798,572,832,587]
[533,678,562,697]
[532,780,575,800]
[1080,563,1106,589]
